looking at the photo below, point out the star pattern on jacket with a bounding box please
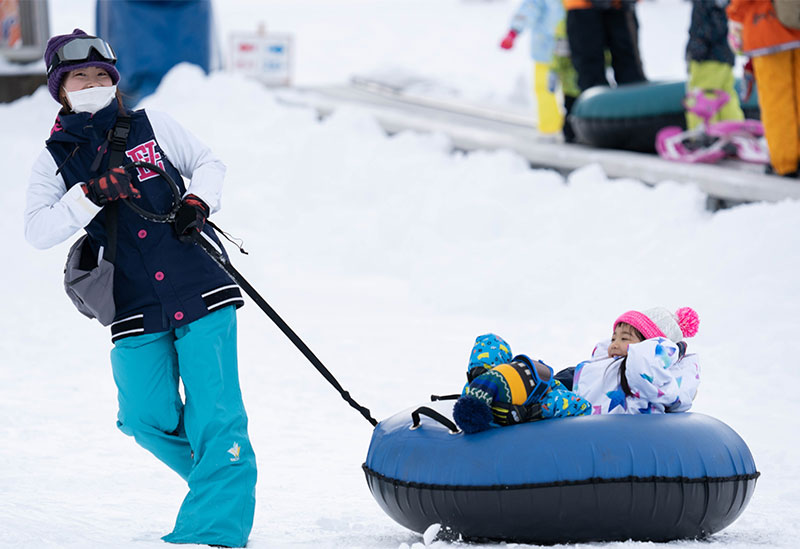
[606,387,628,413]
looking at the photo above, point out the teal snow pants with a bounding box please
[110,306,256,548]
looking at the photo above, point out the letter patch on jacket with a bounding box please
[126,139,165,181]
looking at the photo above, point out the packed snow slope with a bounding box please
[2,1,799,548]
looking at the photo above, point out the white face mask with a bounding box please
[66,85,117,114]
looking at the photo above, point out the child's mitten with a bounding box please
[741,58,755,102]
[727,20,743,55]
[540,380,592,418]
[466,334,512,384]
[500,29,517,50]
[454,355,553,433]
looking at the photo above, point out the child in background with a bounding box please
[499,0,565,135]
[727,0,800,177]
[549,19,615,143]
[563,0,646,92]
[684,0,744,130]
[550,18,581,142]
[453,307,700,433]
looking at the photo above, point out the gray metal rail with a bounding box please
[276,83,800,204]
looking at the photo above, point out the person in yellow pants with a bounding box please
[684,1,743,130]
[500,0,565,135]
[533,61,562,134]
[685,61,743,129]
[727,1,800,176]
[750,51,800,176]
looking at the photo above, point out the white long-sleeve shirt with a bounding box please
[24,109,225,250]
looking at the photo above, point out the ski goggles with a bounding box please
[47,37,117,76]
[509,354,554,405]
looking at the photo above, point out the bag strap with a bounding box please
[108,113,131,168]
[101,113,131,264]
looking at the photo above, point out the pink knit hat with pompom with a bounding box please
[614,307,699,342]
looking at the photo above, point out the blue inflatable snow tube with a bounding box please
[363,400,759,543]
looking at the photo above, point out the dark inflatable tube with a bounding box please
[569,80,761,153]
[363,400,759,544]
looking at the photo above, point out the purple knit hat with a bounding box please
[45,29,120,102]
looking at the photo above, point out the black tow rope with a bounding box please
[191,228,379,427]
[120,162,378,427]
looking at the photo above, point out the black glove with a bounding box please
[82,167,141,206]
[174,194,210,242]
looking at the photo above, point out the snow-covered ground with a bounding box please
[2,1,798,548]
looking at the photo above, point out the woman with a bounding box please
[24,29,256,548]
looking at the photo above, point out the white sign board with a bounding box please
[228,31,293,86]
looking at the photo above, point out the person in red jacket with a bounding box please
[727,1,800,177]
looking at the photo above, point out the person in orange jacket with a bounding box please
[727,1,800,177]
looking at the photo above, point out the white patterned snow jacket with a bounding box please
[572,338,701,415]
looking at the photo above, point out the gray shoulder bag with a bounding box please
[63,113,130,326]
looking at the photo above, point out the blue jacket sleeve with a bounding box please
[509,0,565,62]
